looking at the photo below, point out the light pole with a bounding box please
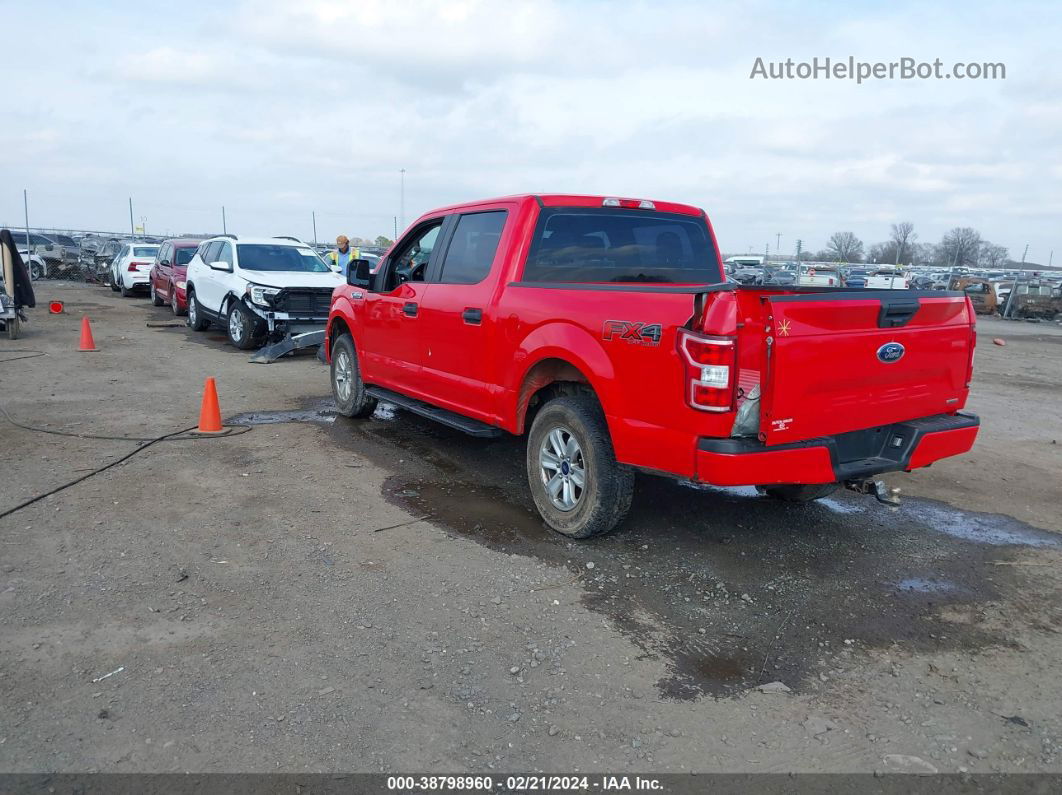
[128,197,135,236]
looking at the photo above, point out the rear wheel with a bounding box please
[761,483,839,502]
[171,287,183,316]
[187,289,209,331]
[150,282,164,306]
[330,334,377,418]
[120,281,133,297]
[526,394,634,539]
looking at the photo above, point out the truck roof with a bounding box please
[422,194,705,218]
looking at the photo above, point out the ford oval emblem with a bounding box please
[877,342,905,363]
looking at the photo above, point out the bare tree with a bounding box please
[825,231,864,263]
[868,242,897,264]
[937,227,983,268]
[889,222,916,266]
[979,242,1009,269]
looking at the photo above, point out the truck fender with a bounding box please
[326,297,361,361]
[507,321,617,434]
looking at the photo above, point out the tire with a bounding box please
[150,282,164,306]
[110,272,120,292]
[762,483,839,502]
[330,334,377,418]
[120,281,133,297]
[186,289,210,331]
[526,394,634,539]
[171,287,184,316]
[29,262,44,281]
[226,300,263,349]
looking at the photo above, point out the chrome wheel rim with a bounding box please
[229,307,244,340]
[334,349,353,402]
[172,291,179,314]
[539,426,585,512]
[188,298,196,325]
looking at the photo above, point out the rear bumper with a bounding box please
[695,412,979,486]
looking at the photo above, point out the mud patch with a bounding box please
[257,395,1058,700]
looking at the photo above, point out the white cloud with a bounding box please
[0,0,1058,261]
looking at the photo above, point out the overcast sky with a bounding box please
[2,0,1058,261]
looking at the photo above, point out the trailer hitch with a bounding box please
[845,478,902,506]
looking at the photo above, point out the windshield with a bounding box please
[523,208,721,284]
[133,246,159,257]
[237,244,331,272]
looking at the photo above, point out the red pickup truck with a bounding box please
[325,194,979,539]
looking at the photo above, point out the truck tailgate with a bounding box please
[760,292,974,445]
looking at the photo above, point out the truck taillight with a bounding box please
[678,329,736,412]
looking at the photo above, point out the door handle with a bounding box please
[403,302,418,317]
[462,308,483,324]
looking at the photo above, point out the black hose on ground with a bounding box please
[0,351,252,518]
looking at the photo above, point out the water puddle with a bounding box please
[238,395,1060,700]
[896,577,960,594]
[678,481,760,499]
[819,496,865,515]
[228,407,336,426]
[908,501,1060,548]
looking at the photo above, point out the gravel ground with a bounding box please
[1,285,1060,774]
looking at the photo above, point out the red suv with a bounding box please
[150,239,202,315]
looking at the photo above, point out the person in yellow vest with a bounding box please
[328,235,361,276]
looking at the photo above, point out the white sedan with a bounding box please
[111,243,160,297]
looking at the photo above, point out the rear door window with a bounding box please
[437,211,507,284]
[522,208,720,284]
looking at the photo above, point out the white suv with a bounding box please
[184,236,343,349]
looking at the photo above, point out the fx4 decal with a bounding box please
[602,319,663,346]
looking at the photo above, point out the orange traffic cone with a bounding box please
[78,316,98,351]
[197,377,224,434]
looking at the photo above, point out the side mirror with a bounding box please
[160,259,170,266]
[209,260,233,272]
[347,258,373,288]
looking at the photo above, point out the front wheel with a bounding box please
[226,300,263,349]
[330,334,377,418]
[186,290,210,331]
[761,483,839,502]
[526,394,634,539]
